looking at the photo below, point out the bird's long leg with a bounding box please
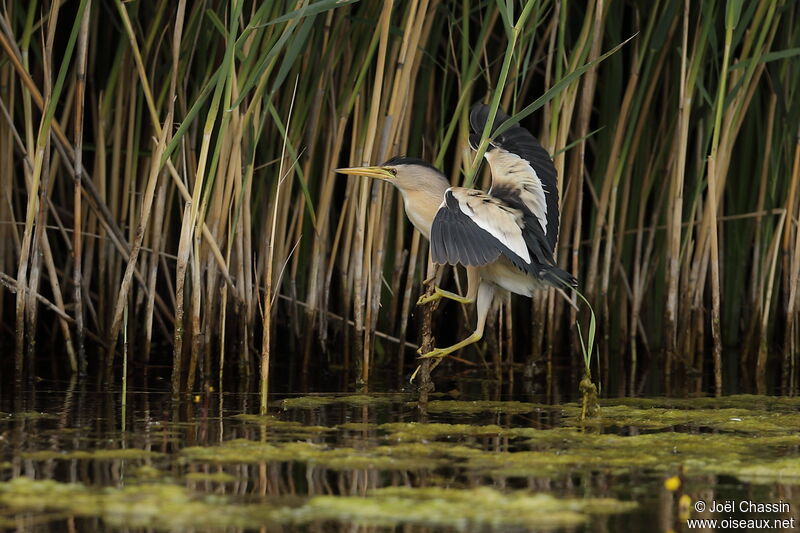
[417,281,494,360]
[416,266,479,305]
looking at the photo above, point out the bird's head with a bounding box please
[334,156,448,194]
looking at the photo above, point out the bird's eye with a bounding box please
[390,168,397,176]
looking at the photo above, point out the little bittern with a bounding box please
[336,103,575,364]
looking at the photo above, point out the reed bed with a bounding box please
[0,0,798,398]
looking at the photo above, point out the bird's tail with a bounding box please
[538,264,577,289]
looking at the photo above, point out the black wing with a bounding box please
[470,103,560,252]
[430,189,535,275]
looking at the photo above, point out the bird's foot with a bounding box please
[410,332,482,382]
[416,332,482,359]
[416,286,474,306]
[416,346,452,359]
[409,356,445,383]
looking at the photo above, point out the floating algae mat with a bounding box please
[2,390,800,531]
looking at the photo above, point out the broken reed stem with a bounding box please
[417,263,440,405]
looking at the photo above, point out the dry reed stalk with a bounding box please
[783,136,800,394]
[0,59,10,330]
[544,2,595,386]
[686,0,778,392]
[665,0,705,390]
[308,116,348,349]
[261,76,300,412]
[173,197,192,396]
[560,0,597,373]
[744,95,776,360]
[0,93,77,369]
[219,102,248,385]
[364,0,435,381]
[84,92,105,337]
[212,104,244,385]
[143,183,167,368]
[578,0,606,387]
[704,5,739,396]
[13,0,71,380]
[106,0,185,362]
[72,0,91,373]
[107,112,171,368]
[396,231,421,380]
[187,235,202,390]
[363,0,416,370]
[0,19,175,338]
[352,0,393,387]
[624,23,674,393]
[756,209,787,393]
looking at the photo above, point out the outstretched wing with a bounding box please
[431,187,545,276]
[430,187,577,289]
[469,103,560,251]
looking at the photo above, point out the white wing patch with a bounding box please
[450,188,531,264]
[485,149,548,235]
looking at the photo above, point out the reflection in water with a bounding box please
[1,383,800,531]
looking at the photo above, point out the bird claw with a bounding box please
[416,346,449,359]
[416,291,441,306]
[410,351,447,383]
[416,286,474,306]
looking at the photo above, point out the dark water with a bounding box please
[2,380,800,532]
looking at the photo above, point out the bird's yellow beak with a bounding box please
[334,166,394,180]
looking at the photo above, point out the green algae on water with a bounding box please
[467,429,800,481]
[280,393,410,410]
[20,448,163,461]
[0,477,281,530]
[185,471,237,483]
[561,403,800,434]
[286,486,636,529]
[380,422,507,441]
[280,395,541,414]
[182,439,321,463]
[232,414,332,436]
[335,394,394,406]
[601,394,800,411]
[337,422,378,431]
[422,400,544,415]
[734,458,800,483]
[280,395,337,409]
[129,465,167,481]
[181,439,444,471]
[0,477,636,530]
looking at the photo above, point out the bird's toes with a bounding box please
[416,292,440,306]
[417,348,447,360]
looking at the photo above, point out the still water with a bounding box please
[1,381,800,531]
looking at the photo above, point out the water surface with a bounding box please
[2,383,799,531]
